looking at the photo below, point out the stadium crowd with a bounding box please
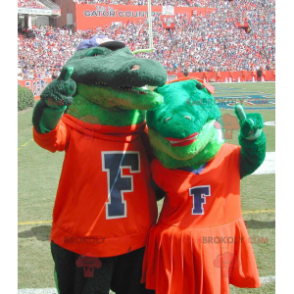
[18,0,47,9]
[69,0,275,8]
[73,0,214,7]
[18,0,275,80]
[15,0,234,8]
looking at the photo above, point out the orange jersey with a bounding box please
[142,144,260,294]
[33,114,158,257]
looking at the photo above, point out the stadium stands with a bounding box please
[74,0,215,7]
[18,0,47,9]
[18,0,275,79]
[69,0,275,8]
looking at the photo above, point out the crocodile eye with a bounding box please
[184,116,191,120]
[196,83,204,90]
[165,117,172,123]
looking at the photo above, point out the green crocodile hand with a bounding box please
[235,104,264,140]
[234,104,266,177]
[33,67,76,133]
[41,66,76,109]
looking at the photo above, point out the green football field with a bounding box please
[18,82,275,293]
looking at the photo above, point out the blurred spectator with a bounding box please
[18,0,275,79]
[241,69,246,82]
[251,68,257,81]
[257,67,262,81]
[18,67,24,80]
[272,69,275,81]
[73,0,216,7]
[216,71,221,82]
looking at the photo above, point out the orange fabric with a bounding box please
[142,144,260,293]
[33,114,158,257]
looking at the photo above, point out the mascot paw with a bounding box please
[234,105,264,140]
[41,66,76,109]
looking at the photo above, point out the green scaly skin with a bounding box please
[32,46,167,132]
[147,79,266,179]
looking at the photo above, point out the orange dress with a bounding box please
[142,144,261,294]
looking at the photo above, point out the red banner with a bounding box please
[75,4,216,30]
[175,71,275,83]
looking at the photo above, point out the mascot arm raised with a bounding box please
[234,105,266,178]
[32,67,76,134]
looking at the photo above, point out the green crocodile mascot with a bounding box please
[32,36,166,294]
[141,77,266,294]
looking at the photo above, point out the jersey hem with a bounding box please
[51,224,150,257]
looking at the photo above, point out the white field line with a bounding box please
[253,152,275,175]
[18,289,116,294]
[264,121,275,126]
[18,277,275,293]
[260,275,276,284]
[18,289,57,294]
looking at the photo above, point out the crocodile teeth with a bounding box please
[93,82,108,86]
[89,82,148,95]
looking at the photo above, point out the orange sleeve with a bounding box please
[33,120,69,153]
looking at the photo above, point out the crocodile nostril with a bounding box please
[184,116,192,120]
[131,65,140,71]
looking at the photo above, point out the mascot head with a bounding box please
[147,78,224,168]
